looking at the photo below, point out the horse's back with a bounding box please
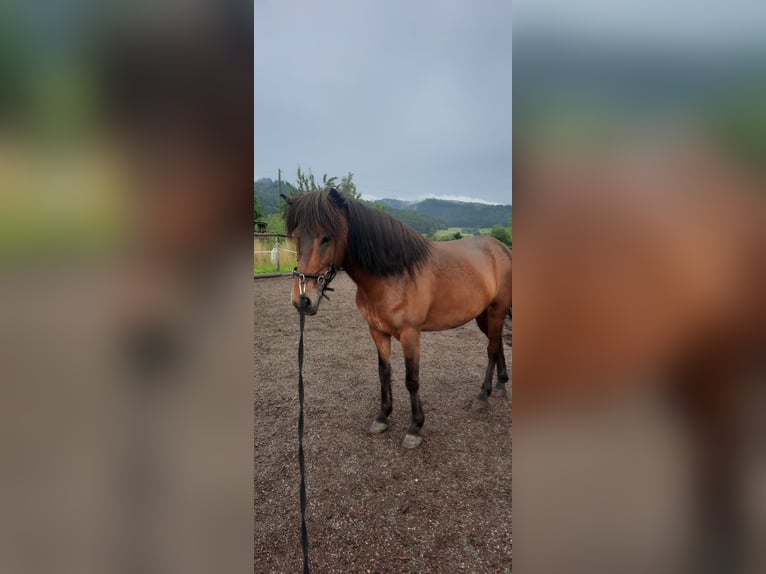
[425,236,512,324]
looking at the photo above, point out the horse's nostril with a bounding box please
[299,295,311,310]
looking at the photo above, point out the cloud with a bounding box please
[254,0,512,205]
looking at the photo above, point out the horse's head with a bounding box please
[283,188,349,315]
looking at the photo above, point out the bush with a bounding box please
[490,225,512,247]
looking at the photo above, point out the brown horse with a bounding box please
[282,188,512,449]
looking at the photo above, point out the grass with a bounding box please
[254,262,294,275]
[432,227,474,240]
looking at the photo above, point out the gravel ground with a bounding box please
[255,272,512,573]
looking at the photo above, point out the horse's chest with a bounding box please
[356,301,394,333]
[355,291,409,335]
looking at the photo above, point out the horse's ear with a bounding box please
[328,187,347,208]
[280,193,294,205]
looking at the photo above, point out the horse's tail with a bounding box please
[503,308,512,347]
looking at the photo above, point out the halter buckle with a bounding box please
[292,263,336,299]
[297,273,307,296]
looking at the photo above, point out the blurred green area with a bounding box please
[708,82,766,174]
[513,35,766,178]
[0,2,126,262]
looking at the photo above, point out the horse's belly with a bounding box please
[421,297,491,331]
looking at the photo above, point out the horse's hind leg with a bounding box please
[473,306,506,409]
[368,327,392,434]
[494,309,511,398]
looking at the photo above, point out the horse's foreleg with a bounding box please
[368,328,392,434]
[400,328,424,449]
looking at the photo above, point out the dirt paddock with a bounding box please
[254,272,512,573]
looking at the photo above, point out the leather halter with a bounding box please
[291,245,338,301]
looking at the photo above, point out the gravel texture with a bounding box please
[255,272,512,573]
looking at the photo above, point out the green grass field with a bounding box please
[254,237,297,275]
[253,262,295,275]
[431,227,474,240]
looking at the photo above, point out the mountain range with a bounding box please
[255,178,511,232]
[376,198,512,229]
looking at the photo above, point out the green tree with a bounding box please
[253,184,264,221]
[452,231,463,240]
[490,225,512,247]
[338,172,361,200]
[294,166,326,193]
[279,166,318,216]
[266,213,286,235]
[293,166,345,194]
[281,167,362,214]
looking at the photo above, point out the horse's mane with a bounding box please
[285,189,432,277]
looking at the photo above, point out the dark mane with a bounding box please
[285,189,432,277]
[346,195,432,277]
[284,189,349,240]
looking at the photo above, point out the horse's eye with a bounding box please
[321,236,331,245]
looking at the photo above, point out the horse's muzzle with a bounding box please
[293,295,319,315]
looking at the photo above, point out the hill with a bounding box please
[254,178,296,216]
[377,197,511,228]
[255,179,511,231]
[379,205,446,234]
[377,198,417,210]
[407,198,512,228]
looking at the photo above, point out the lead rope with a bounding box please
[297,306,310,573]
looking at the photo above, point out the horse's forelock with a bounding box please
[285,189,348,239]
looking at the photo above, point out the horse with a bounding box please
[282,188,512,449]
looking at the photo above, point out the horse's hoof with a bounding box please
[472,398,489,411]
[369,419,389,434]
[494,387,507,398]
[401,433,423,449]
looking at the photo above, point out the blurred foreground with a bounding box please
[514,141,766,574]
[0,2,253,573]
[514,3,766,573]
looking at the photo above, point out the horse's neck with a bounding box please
[342,260,380,294]
[342,259,365,287]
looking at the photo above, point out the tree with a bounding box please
[281,167,361,215]
[294,166,326,194]
[253,184,264,221]
[278,166,319,216]
[338,172,361,200]
[292,167,359,199]
[490,225,512,247]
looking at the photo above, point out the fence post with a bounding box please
[273,239,280,272]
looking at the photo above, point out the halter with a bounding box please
[291,246,338,301]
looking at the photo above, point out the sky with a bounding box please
[254,0,513,205]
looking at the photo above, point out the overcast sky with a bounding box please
[254,0,513,205]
